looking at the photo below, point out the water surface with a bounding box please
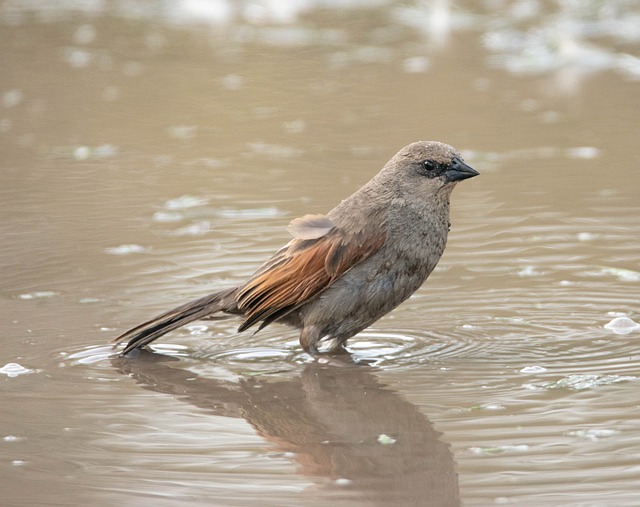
[2,2,640,506]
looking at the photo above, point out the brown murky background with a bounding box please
[2,1,640,506]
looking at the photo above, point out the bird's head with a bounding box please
[382,141,479,197]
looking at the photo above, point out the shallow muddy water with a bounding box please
[1,1,640,506]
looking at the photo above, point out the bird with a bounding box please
[113,141,478,356]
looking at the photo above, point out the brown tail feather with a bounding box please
[114,287,239,355]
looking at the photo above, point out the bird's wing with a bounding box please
[236,214,385,332]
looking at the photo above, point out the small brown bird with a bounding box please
[114,141,478,356]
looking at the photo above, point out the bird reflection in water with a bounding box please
[113,351,459,506]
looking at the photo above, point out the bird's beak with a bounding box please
[445,157,479,182]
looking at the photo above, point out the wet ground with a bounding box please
[1,1,640,505]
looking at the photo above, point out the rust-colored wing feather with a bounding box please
[236,215,385,332]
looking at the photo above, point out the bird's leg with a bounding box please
[299,325,322,356]
[325,338,351,355]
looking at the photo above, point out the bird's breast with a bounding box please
[384,199,450,275]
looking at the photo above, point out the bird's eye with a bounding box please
[419,160,440,176]
[423,160,437,171]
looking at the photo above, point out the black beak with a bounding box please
[445,157,479,182]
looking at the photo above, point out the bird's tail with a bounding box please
[113,287,239,355]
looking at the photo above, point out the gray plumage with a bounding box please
[114,141,478,355]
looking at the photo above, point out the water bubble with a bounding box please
[167,124,198,140]
[18,291,57,300]
[403,56,430,73]
[62,48,91,68]
[519,365,548,374]
[164,195,209,210]
[598,267,640,282]
[104,244,148,255]
[468,444,529,455]
[93,144,118,158]
[540,110,560,123]
[246,142,302,158]
[222,74,245,90]
[73,24,96,45]
[153,211,184,223]
[217,207,281,219]
[282,119,305,134]
[186,324,209,336]
[569,428,619,441]
[480,404,505,411]
[517,265,542,277]
[497,444,529,453]
[618,53,640,79]
[377,434,397,445]
[577,232,597,241]
[566,146,600,159]
[604,316,640,335]
[0,363,33,377]
[201,158,225,169]
[73,146,90,160]
[2,89,24,108]
[171,221,211,236]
